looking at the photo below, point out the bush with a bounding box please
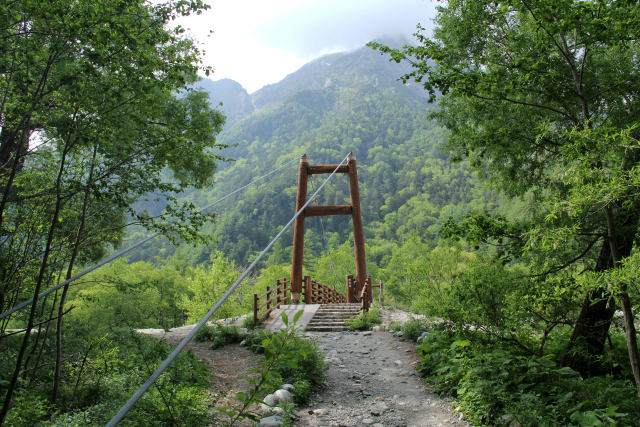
[401,318,429,341]
[241,315,257,330]
[194,324,244,349]
[416,326,640,426]
[291,379,312,405]
[346,306,381,331]
[244,329,274,354]
[228,312,325,424]
[7,327,213,426]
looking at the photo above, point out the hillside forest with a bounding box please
[1,0,640,425]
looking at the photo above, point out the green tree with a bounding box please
[372,0,640,393]
[0,0,225,420]
[178,252,242,322]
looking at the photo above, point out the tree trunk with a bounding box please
[0,142,69,424]
[563,209,637,377]
[604,205,640,403]
[53,146,97,403]
[562,239,615,376]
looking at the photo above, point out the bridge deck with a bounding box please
[264,304,320,331]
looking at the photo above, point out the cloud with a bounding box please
[176,0,435,92]
[253,0,434,59]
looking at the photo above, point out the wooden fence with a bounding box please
[302,276,347,304]
[253,278,292,324]
[253,276,348,324]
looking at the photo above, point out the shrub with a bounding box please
[291,379,312,405]
[227,312,325,424]
[346,306,381,331]
[244,329,274,354]
[416,326,640,426]
[194,324,244,349]
[241,315,257,330]
[401,318,429,341]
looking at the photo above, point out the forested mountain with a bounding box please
[195,78,255,126]
[130,44,501,267]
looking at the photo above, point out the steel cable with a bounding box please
[106,153,349,426]
[0,156,298,321]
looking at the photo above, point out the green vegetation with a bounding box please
[417,326,639,426]
[0,0,225,422]
[218,312,325,424]
[369,0,640,422]
[2,0,639,423]
[1,328,211,426]
[346,306,381,331]
[195,324,244,350]
[398,318,430,342]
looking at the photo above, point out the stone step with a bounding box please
[304,303,364,332]
[305,326,348,332]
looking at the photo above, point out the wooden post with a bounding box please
[266,286,270,312]
[347,152,367,301]
[304,276,311,304]
[366,275,372,304]
[290,155,309,303]
[346,274,354,302]
[276,279,281,308]
[253,293,258,324]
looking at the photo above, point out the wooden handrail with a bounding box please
[254,278,292,324]
[253,276,349,324]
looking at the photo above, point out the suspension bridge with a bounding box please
[0,152,382,425]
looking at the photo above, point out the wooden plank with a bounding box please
[308,164,349,175]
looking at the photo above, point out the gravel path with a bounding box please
[295,330,468,427]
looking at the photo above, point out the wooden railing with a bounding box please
[302,276,347,304]
[253,278,292,324]
[253,275,382,323]
[347,274,383,311]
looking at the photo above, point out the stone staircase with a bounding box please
[305,303,362,332]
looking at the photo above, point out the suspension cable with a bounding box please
[106,153,349,426]
[308,173,341,289]
[0,157,298,321]
[319,215,342,289]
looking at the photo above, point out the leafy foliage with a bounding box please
[195,324,244,350]
[225,312,325,424]
[417,327,640,426]
[346,306,381,331]
[1,327,212,426]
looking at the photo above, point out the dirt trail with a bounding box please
[295,330,466,427]
[139,308,467,427]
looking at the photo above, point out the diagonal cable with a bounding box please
[0,157,298,321]
[106,153,349,426]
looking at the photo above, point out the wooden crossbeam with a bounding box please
[304,205,352,217]
[308,164,350,175]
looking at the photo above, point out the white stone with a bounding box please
[263,393,278,406]
[417,331,430,343]
[394,360,403,367]
[260,415,284,426]
[275,389,292,403]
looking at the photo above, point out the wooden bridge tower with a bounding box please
[290,152,367,304]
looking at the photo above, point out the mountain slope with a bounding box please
[131,44,498,266]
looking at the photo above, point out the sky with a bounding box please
[177,0,436,93]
